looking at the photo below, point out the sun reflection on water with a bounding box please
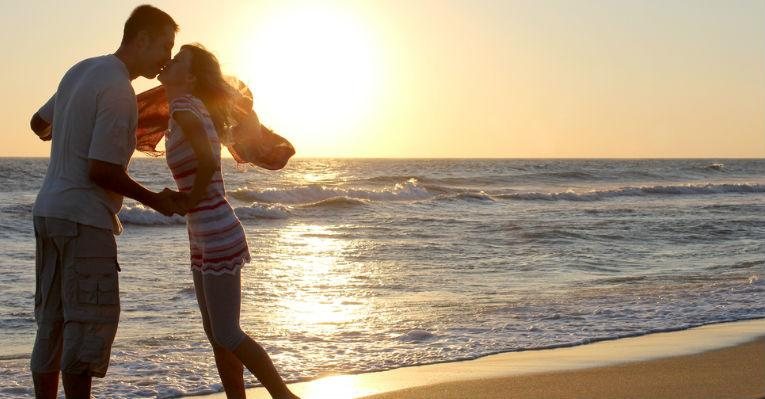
[268,224,369,335]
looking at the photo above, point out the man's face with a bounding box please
[137,26,175,79]
[157,49,193,87]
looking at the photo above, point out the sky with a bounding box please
[1,0,763,158]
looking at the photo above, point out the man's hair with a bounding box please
[121,5,178,45]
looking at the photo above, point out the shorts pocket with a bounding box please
[45,218,78,238]
[73,225,116,258]
[34,226,43,308]
[97,279,119,305]
[34,282,42,308]
[74,257,117,276]
[79,335,105,363]
[77,280,99,305]
[74,258,119,307]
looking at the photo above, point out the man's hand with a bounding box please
[89,160,189,217]
[36,127,52,141]
[152,188,189,217]
[165,188,192,216]
[30,113,52,141]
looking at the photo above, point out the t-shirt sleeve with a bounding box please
[37,94,56,123]
[170,96,204,122]
[88,85,137,166]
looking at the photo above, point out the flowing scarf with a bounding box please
[135,81,295,170]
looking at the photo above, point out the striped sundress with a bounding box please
[165,95,250,275]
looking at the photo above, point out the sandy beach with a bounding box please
[189,318,765,399]
[362,337,765,399]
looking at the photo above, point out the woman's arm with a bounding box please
[174,110,216,208]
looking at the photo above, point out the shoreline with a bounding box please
[186,318,765,399]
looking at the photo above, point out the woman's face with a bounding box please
[158,49,193,87]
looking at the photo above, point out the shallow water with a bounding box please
[1,158,763,398]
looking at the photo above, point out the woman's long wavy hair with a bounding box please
[182,43,238,142]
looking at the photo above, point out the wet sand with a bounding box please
[189,318,765,399]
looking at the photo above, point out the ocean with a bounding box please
[0,157,763,398]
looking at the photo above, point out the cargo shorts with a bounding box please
[30,216,120,378]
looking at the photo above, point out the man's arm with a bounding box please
[89,160,186,216]
[87,83,186,217]
[30,113,52,140]
[31,94,55,141]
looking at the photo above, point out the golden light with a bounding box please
[299,374,376,399]
[234,4,387,155]
[268,224,369,335]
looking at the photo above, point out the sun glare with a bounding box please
[266,224,369,335]
[235,4,386,155]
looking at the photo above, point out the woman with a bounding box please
[158,44,300,399]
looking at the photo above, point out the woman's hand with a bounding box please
[161,188,192,215]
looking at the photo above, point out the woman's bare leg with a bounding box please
[194,269,247,398]
[195,269,299,398]
[211,344,246,398]
[233,336,300,399]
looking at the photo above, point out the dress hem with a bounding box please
[190,254,251,276]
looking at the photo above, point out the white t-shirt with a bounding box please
[33,55,137,234]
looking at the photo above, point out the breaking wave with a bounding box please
[118,205,185,225]
[497,183,765,202]
[231,179,432,204]
[118,203,292,225]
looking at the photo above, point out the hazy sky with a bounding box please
[1,0,763,158]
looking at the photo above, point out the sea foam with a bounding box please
[118,204,185,225]
[118,203,292,225]
[231,178,432,204]
[497,182,765,202]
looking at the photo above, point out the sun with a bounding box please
[233,4,386,156]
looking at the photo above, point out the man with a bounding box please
[28,5,182,398]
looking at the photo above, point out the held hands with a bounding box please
[166,188,195,215]
[153,188,191,217]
